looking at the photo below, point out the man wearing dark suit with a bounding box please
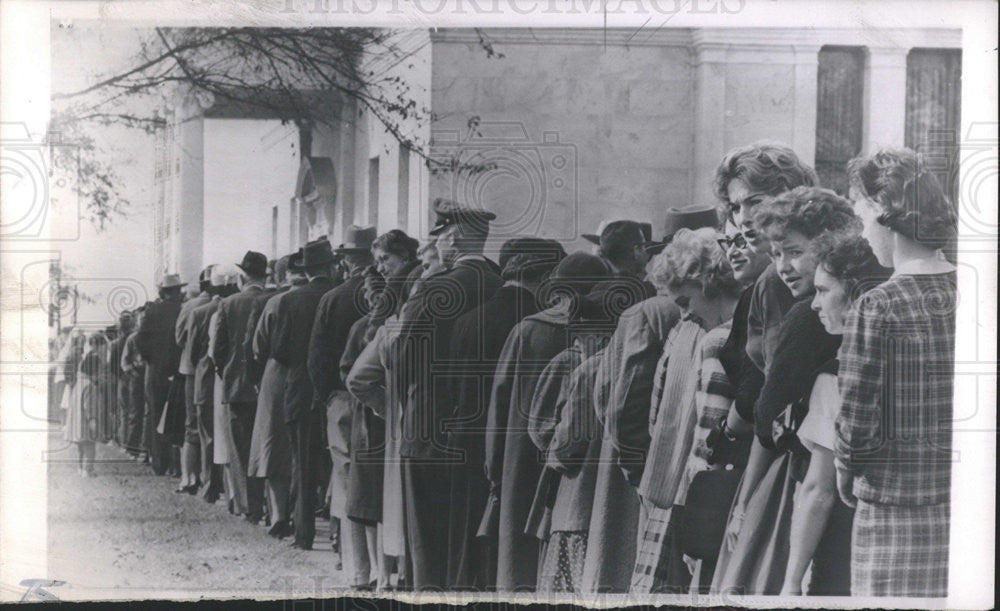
[307,227,375,551]
[175,266,215,494]
[212,251,271,521]
[272,239,338,548]
[389,199,504,590]
[136,274,186,475]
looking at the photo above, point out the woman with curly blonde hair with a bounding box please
[630,228,743,593]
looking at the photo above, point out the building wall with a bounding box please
[201,119,299,271]
[430,29,695,251]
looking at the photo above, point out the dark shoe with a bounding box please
[174,483,199,495]
[244,514,262,525]
[289,540,312,550]
[268,519,295,539]
[352,581,376,592]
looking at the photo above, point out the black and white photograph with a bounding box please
[0,0,995,607]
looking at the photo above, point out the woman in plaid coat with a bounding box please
[836,148,958,597]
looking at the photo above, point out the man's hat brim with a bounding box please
[581,233,600,245]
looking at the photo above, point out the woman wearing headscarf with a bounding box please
[836,148,957,598]
[530,286,619,592]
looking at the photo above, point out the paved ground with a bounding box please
[46,430,350,601]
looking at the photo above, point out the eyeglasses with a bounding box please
[716,233,748,251]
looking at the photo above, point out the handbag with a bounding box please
[772,398,811,483]
[679,466,742,562]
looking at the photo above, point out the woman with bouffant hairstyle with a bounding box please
[835,148,957,597]
[846,147,958,264]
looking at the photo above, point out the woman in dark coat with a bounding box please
[341,267,386,589]
[485,253,611,592]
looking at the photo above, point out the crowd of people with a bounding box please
[51,141,957,599]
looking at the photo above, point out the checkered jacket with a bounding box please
[835,272,956,506]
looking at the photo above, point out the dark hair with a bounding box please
[599,221,645,269]
[847,147,957,246]
[372,229,420,261]
[362,265,386,287]
[754,186,860,241]
[815,233,893,297]
[713,142,820,220]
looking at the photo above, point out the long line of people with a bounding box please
[53,141,956,599]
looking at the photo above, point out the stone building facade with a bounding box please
[154,27,960,284]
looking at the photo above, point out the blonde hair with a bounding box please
[647,227,740,299]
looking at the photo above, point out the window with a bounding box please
[815,46,865,195]
[397,146,410,229]
[906,48,962,204]
[368,156,380,227]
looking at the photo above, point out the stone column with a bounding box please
[863,46,911,152]
[691,41,729,208]
[792,45,821,166]
[691,32,821,207]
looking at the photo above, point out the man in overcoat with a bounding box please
[136,274,186,475]
[388,200,504,590]
[306,228,374,550]
[270,239,338,549]
[444,238,565,590]
[212,251,272,522]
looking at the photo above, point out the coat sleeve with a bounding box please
[189,313,211,374]
[308,288,356,401]
[484,321,522,486]
[252,300,274,364]
[135,302,155,361]
[835,296,885,474]
[606,307,662,484]
[175,304,190,353]
[346,328,388,417]
[211,301,229,372]
[753,302,842,446]
[339,319,369,388]
[548,356,600,473]
[528,350,574,452]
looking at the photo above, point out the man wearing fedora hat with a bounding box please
[387,199,504,589]
[250,238,338,546]
[213,251,272,522]
[305,227,376,550]
[136,273,187,475]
